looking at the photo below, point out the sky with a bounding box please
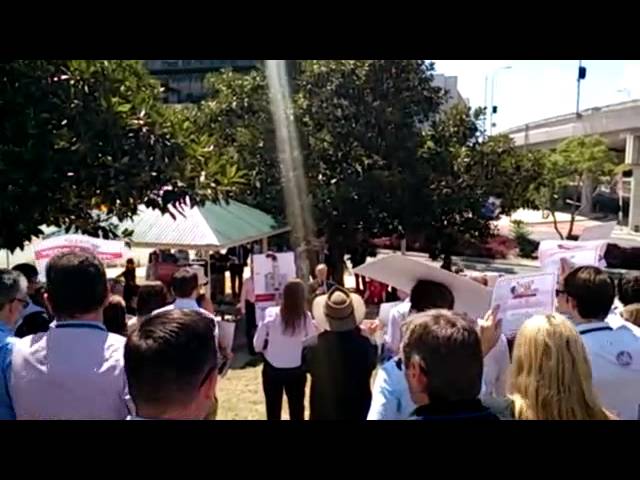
[431,60,640,133]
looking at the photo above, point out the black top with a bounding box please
[209,252,229,274]
[227,246,250,267]
[413,399,500,421]
[304,329,377,421]
[14,310,52,338]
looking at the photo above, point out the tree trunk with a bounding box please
[327,243,346,287]
[550,211,565,240]
[580,174,594,215]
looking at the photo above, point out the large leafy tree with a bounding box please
[0,60,244,251]
[533,135,618,239]
[200,60,544,281]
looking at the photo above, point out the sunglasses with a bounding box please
[12,297,30,307]
[555,289,567,297]
[199,365,217,388]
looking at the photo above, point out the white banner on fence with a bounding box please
[253,251,297,326]
[491,271,557,337]
[34,234,128,279]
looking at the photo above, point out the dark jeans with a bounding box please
[229,264,244,298]
[262,360,306,421]
[245,300,257,356]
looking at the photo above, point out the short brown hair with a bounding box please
[410,280,454,313]
[402,310,483,403]
[564,266,615,321]
[136,282,169,317]
[125,309,217,412]
[46,251,108,318]
[171,267,199,298]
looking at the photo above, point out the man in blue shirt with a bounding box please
[0,269,30,420]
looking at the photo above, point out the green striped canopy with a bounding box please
[119,200,288,250]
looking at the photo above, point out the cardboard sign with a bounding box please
[491,272,557,336]
[253,252,297,325]
[579,221,617,241]
[538,239,607,274]
[354,254,491,320]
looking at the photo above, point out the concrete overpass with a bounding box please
[503,100,640,231]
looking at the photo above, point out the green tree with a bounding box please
[201,60,545,280]
[534,135,618,239]
[0,60,244,251]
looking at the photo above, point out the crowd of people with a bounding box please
[1,248,640,420]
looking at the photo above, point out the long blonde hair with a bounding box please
[509,313,612,420]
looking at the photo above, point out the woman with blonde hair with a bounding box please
[491,313,612,420]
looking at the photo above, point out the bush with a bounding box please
[511,220,538,259]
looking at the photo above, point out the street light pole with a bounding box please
[489,66,512,136]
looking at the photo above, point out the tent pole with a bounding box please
[262,237,268,253]
[204,249,212,300]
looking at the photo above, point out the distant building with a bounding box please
[432,74,466,109]
[143,60,259,104]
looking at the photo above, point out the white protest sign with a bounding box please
[253,251,297,325]
[491,272,557,337]
[579,222,617,241]
[538,239,607,274]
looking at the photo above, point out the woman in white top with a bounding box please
[254,279,316,420]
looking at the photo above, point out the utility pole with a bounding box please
[576,60,587,116]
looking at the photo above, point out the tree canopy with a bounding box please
[533,135,618,239]
[200,60,542,268]
[0,60,244,251]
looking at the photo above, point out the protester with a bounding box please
[155,267,232,371]
[254,280,316,420]
[11,263,51,338]
[621,303,640,328]
[562,265,640,420]
[308,263,336,300]
[617,273,640,308]
[134,281,169,328]
[145,250,160,281]
[209,251,229,301]
[239,274,257,356]
[348,237,371,294]
[103,295,128,336]
[125,309,218,420]
[0,269,29,420]
[401,310,499,421]
[109,277,125,297]
[486,313,612,420]
[227,244,250,299]
[9,251,131,419]
[363,278,388,305]
[305,286,377,420]
[117,258,138,316]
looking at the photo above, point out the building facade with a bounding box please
[143,60,259,104]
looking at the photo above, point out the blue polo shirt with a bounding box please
[0,323,16,420]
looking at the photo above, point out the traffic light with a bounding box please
[578,66,587,80]
[492,106,498,114]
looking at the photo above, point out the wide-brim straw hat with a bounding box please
[312,286,366,332]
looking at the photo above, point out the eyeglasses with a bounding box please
[199,365,217,388]
[555,289,566,297]
[12,297,30,308]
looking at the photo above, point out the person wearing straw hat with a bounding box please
[305,286,377,420]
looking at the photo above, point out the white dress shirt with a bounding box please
[368,358,416,420]
[253,306,315,368]
[10,320,132,420]
[480,334,509,398]
[384,299,412,355]
[576,320,640,420]
[153,298,214,318]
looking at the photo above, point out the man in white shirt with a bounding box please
[563,266,640,420]
[125,309,218,420]
[10,252,131,420]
